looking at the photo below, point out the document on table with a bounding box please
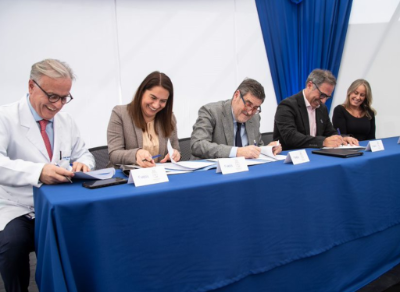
[161,161,216,171]
[166,139,216,171]
[121,162,215,175]
[259,146,286,161]
[73,168,115,180]
[208,158,270,167]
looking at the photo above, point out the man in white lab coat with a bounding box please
[0,59,95,292]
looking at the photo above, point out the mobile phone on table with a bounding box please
[82,177,128,189]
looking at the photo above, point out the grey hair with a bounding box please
[235,78,265,102]
[30,59,75,81]
[305,69,336,87]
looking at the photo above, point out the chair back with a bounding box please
[261,132,273,145]
[179,138,191,161]
[89,146,109,170]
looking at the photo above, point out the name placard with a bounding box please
[128,166,169,187]
[366,140,384,152]
[284,149,310,165]
[216,157,249,174]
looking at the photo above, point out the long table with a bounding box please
[34,137,400,292]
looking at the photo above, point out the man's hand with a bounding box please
[237,145,261,159]
[268,141,282,155]
[343,136,359,146]
[40,164,74,184]
[72,162,90,172]
[323,135,344,147]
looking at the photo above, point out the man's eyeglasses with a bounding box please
[239,91,262,114]
[312,82,331,100]
[32,80,73,104]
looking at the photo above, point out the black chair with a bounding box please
[89,146,109,170]
[261,132,274,145]
[179,138,191,161]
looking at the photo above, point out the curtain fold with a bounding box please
[255,0,353,111]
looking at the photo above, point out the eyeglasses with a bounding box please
[239,91,262,114]
[312,82,331,100]
[32,79,73,104]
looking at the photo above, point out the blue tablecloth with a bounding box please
[34,137,400,292]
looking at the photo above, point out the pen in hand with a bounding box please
[336,128,344,146]
[142,154,161,162]
[57,151,73,183]
[54,163,73,183]
[254,140,257,146]
[63,175,73,184]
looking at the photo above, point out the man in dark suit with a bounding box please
[273,69,358,150]
[191,78,281,159]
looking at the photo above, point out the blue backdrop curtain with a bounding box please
[255,0,353,111]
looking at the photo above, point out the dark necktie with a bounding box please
[39,120,53,160]
[235,123,243,147]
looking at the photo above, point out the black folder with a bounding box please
[312,149,363,158]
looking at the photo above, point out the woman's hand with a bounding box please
[160,149,181,163]
[136,149,156,168]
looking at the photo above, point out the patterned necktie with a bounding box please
[235,122,243,147]
[39,120,53,160]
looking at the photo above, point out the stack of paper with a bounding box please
[162,161,216,172]
[258,146,286,161]
[73,168,115,180]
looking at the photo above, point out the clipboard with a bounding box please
[312,149,364,158]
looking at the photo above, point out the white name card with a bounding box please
[284,149,310,165]
[366,140,384,152]
[128,166,169,187]
[216,157,249,174]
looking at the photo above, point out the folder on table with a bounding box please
[312,149,363,158]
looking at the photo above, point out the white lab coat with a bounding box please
[0,96,95,230]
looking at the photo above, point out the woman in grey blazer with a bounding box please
[107,71,180,168]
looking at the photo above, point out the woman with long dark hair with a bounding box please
[107,71,180,168]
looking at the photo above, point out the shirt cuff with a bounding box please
[229,147,238,158]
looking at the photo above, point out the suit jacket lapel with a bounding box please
[245,119,255,145]
[134,122,143,149]
[297,93,310,136]
[315,108,324,136]
[19,97,50,161]
[222,100,234,145]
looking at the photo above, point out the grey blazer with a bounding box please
[107,105,180,167]
[190,99,263,159]
[273,91,337,150]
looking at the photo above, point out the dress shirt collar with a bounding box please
[26,93,54,123]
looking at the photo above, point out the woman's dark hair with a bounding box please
[127,71,174,137]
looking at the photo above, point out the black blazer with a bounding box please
[273,91,337,150]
